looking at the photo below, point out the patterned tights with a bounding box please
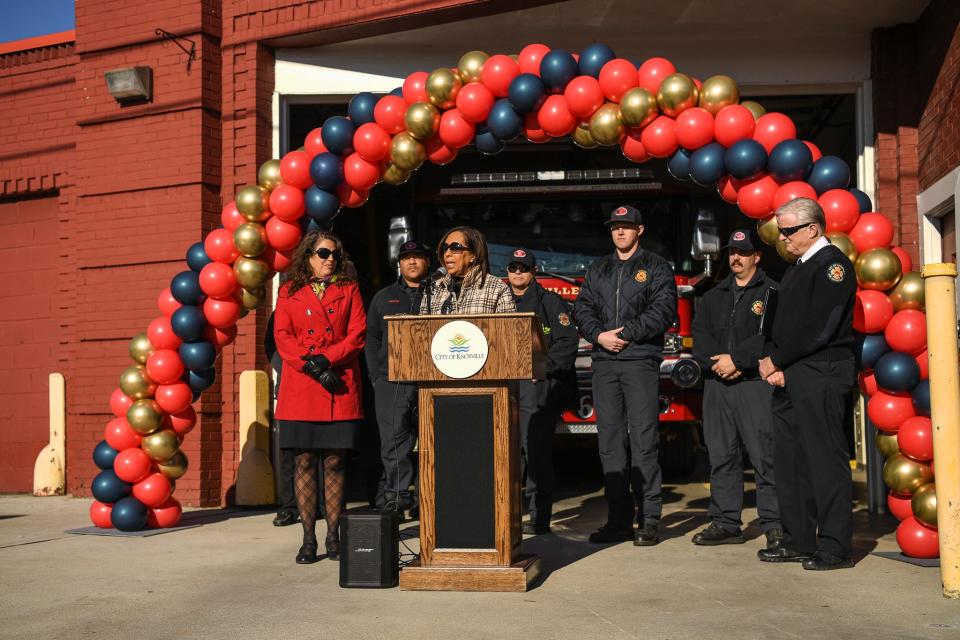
[294,449,345,547]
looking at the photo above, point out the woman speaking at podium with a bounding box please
[273,230,367,565]
[420,226,515,314]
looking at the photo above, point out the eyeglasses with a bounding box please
[777,223,812,237]
[314,247,342,261]
[507,264,531,274]
[440,241,472,254]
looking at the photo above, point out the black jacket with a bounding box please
[364,277,422,383]
[770,243,856,369]
[692,268,778,382]
[574,248,677,360]
[515,282,579,406]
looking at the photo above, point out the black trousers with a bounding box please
[703,378,780,533]
[518,379,559,526]
[373,379,418,508]
[592,357,662,528]
[772,359,855,557]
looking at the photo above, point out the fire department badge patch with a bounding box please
[634,269,648,283]
[827,263,846,282]
[752,300,764,316]
[558,312,571,326]
[513,249,526,258]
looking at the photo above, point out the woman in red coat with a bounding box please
[273,230,366,564]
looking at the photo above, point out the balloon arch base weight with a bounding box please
[65,522,200,537]
[870,550,940,568]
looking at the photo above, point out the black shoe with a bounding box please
[325,539,340,561]
[522,521,551,535]
[757,545,813,563]
[273,511,299,527]
[634,524,660,547]
[407,504,420,522]
[589,525,633,544]
[764,527,784,550]
[295,543,318,564]
[802,551,854,571]
[692,523,745,546]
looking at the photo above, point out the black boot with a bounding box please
[692,523,745,546]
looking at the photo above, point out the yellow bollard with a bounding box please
[236,370,275,506]
[33,373,65,496]
[922,263,960,598]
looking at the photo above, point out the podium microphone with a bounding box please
[418,267,445,315]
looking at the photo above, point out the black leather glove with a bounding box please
[317,368,347,394]
[300,354,330,382]
[300,354,330,369]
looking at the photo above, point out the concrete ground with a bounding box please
[1,477,957,640]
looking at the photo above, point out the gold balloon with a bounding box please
[235,185,270,222]
[883,453,934,495]
[234,222,268,258]
[158,451,189,480]
[656,73,699,118]
[757,216,779,247]
[142,428,180,462]
[775,238,798,263]
[382,163,411,186]
[128,332,155,365]
[826,232,858,264]
[888,271,925,311]
[912,483,937,528]
[572,122,599,149]
[257,159,283,191]
[740,100,766,121]
[390,133,426,172]
[239,286,266,311]
[233,256,270,289]
[127,399,164,435]
[119,365,157,400]
[619,87,659,128]
[404,102,441,141]
[876,431,900,458]
[425,68,462,110]
[698,75,740,115]
[589,103,625,146]
[855,247,902,291]
[457,50,489,84]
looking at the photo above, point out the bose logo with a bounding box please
[354,547,374,553]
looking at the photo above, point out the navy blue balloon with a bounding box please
[309,152,344,190]
[475,126,506,155]
[320,116,355,156]
[93,440,119,471]
[688,142,727,187]
[539,49,579,93]
[306,218,335,233]
[192,390,202,403]
[347,92,378,125]
[186,242,212,273]
[304,186,341,223]
[187,367,216,393]
[725,139,768,180]
[807,156,850,195]
[170,271,205,306]
[667,148,692,182]
[855,332,890,371]
[179,340,216,370]
[874,351,921,393]
[486,99,523,140]
[507,74,546,114]
[767,139,813,183]
[389,87,404,98]
[577,43,616,78]
[171,306,206,342]
[849,188,873,213]
[111,496,148,531]
[912,379,930,417]
[92,469,132,504]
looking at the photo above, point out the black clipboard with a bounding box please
[759,286,778,337]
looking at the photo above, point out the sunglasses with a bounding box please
[440,241,472,254]
[507,264,531,274]
[777,223,812,237]
[314,247,342,261]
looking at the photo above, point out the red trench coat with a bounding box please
[273,280,367,421]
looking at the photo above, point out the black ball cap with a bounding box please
[604,205,643,226]
[398,239,431,258]
[507,247,536,268]
[724,229,761,252]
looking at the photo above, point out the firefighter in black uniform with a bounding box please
[574,205,677,546]
[757,198,856,570]
[365,240,431,516]
[691,229,782,548]
[506,248,579,535]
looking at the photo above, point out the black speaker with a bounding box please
[339,509,400,588]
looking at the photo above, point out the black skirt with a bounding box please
[279,420,360,451]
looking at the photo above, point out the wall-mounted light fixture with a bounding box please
[104,67,152,103]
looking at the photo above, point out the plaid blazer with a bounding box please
[420,267,516,315]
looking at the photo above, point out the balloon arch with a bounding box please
[87,43,937,557]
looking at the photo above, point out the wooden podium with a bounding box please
[387,312,546,592]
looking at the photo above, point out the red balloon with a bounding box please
[819,189,861,233]
[674,107,715,150]
[304,127,327,157]
[563,76,605,119]
[636,57,676,94]
[262,247,293,273]
[279,150,312,190]
[110,388,134,418]
[203,296,242,329]
[165,406,197,438]
[133,472,173,508]
[220,201,245,231]
[402,71,429,105]
[737,175,780,219]
[114,447,153,483]
[203,324,237,349]
[867,390,915,431]
[90,500,114,528]
[772,181,817,210]
[352,123,391,163]
[265,216,302,252]
[854,290,895,333]
[598,59,638,103]
[753,112,797,153]
[336,183,369,208]
[343,152,380,191]
[885,310,927,355]
[803,141,822,162]
[204,228,240,265]
[374,95,407,135]
[898,416,933,461]
[518,43,550,76]
[849,213,895,253]
[916,350,929,380]
[890,246,913,273]
[537,95,576,137]
[620,130,650,163]
[897,516,939,558]
[147,316,182,351]
[717,176,741,204]
[198,262,238,299]
[147,497,183,529]
[424,136,458,165]
[438,109,477,149]
[640,115,678,158]
[888,491,913,521]
[456,83,495,124]
[269,184,305,222]
[145,349,185,386]
[523,112,550,144]
[105,417,142,450]
[713,104,756,147]
[155,382,193,414]
[858,370,878,396]
[157,287,181,317]
[480,54,520,98]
